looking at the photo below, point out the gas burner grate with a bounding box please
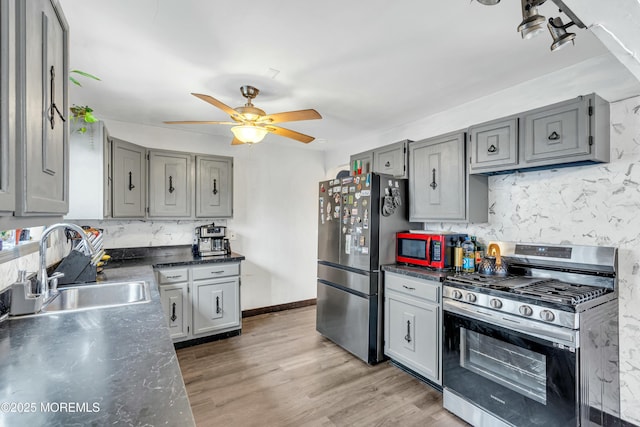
[513,281,608,305]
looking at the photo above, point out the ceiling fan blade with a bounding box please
[191,93,242,120]
[265,125,315,143]
[163,120,236,125]
[260,109,322,124]
[231,137,246,146]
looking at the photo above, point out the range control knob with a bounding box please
[540,310,555,322]
[519,305,533,316]
[465,293,477,303]
[452,290,463,300]
[489,298,503,309]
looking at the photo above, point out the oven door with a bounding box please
[443,301,578,427]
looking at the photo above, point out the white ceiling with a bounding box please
[60,0,631,150]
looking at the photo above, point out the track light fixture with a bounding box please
[547,17,576,51]
[475,0,585,52]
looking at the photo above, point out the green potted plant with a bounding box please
[69,70,101,134]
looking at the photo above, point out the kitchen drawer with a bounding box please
[156,268,189,284]
[192,263,240,280]
[385,272,440,303]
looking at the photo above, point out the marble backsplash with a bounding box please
[424,96,640,424]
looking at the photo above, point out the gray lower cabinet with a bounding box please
[156,262,241,343]
[410,132,487,223]
[15,0,69,215]
[0,0,15,214]
[195,155,233,218]
[384,272,441,385]
[469,94,610,175]
[148,150,191,217]
[111,138,146,218]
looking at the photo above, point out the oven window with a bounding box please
[460,328,547,405]
[399,239,426,259]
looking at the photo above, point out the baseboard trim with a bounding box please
[242,299,317,318]
[173,329,241,350]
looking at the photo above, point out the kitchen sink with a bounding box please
[41,281,151,313]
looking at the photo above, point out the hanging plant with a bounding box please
[69,70,101,134]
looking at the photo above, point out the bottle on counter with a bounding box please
[472,236,484,270]
[462,236,475,273]
[454,238,463,273]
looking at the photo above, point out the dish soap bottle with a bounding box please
[462,236,475,273]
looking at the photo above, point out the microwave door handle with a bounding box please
[427,237,431,265]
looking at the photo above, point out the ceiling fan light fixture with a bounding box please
[231,125,268,144]
[518,0,546,39]
[548,16,576,51]
[476,0,500,5]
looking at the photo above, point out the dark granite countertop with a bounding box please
[103,245,245,270]
[382,264,452,282]
[0,266,195,427]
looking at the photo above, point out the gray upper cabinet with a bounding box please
[111,138,146,218]
[148,150,191,218]
[469,94,610,175]
[350,140,409,178]
[15,0,69,215]
[410,132,487,223]
[0,0,15,215]
[469,117,518,174]
[373,140,408,178]
[196,155,233,218]
[350,150,374,176]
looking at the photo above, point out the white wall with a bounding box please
[67,121,325,311]
[323,58,640,424]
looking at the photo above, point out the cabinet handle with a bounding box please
[429,168,437,190]
[402,285,416,291]
[168,176,175,193]
[548,131,560,140]
[404,320,412,343]
[48,66,66,129]
[384,161,391,168]
[213,179,218,195]
[128,171,135,191]
[488,144,497,153]
[211,270,224,274]
[216,296,222,314]
[171,302,177,322]
[165,275,182,279]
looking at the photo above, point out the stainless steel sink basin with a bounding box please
[41,281,151,313]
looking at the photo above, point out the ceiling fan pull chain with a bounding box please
[430,168,438,190]
[213,179,218,195]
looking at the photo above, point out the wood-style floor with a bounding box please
[177,305,468,427]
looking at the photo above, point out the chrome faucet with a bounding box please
[37,223,96,300]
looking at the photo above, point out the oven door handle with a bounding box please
[444,300,578,349]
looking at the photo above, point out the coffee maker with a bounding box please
[194,223,230,257]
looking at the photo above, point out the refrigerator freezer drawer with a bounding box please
[316,281,371,363]
[317,262,377,296]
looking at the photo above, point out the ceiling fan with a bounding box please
[164,85,322,145]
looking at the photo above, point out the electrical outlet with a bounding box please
[227,230,237,241]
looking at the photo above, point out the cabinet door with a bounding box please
[195,155,233,218]
[469,118,518,174]
[350,150,373,176]
[193,276,240,335]
[373,140,408,178]
[0,0,15,214]
[522,96,589,165]
[385,291,440,384]
[159,283,189,340]
[16,0,69,215]
[409,133,465,221]
[148,150,191,217]
[111,138,146,218]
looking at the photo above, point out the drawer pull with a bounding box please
[548,131,560,141]
[488,144,497,153]
[166,275,183,279]
[402,285,416,291]
[404,320,412,343]
[171,302,177,322]
[384,161,391,167]
[211,271,224,274]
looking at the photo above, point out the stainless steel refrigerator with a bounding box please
[316,173,412,364]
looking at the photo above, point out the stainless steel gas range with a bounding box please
[442,242,620,427]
